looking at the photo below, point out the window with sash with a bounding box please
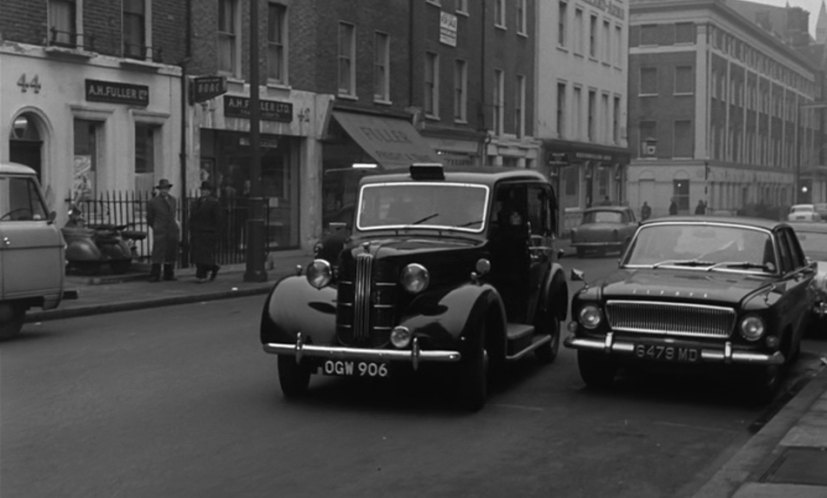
[49,0,77,47]
[374,32,390,102]
[218,0,238,76]
[338,22,356,96]
[123,0,146,59]
[267,2,287,84]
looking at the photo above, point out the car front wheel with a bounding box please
[577,350,617,388]
[277,355,311,398]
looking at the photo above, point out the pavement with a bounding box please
[22,244,827,498]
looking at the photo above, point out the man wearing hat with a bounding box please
[189,181,223,282]
[146,179,181,282]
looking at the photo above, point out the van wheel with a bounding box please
[277,356,311,398]
[577,350,617,388]
[0,302,26,340]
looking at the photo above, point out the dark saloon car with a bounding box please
[569,206,638,257]
[260,163,569,410]
[789,222,827,330]
[564,217,816,402]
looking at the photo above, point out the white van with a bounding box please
[0,162,71,338]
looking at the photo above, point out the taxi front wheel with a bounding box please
[277,355,311,398]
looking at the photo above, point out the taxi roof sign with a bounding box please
[409,162,444,180]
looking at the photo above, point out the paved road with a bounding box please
[4,254,824,498]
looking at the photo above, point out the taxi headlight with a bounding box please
[739,315,765,342]
[306,259,332,289]
[578,304,603,330]
[401,263,430,294]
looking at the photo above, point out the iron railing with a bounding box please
[66,191,270,268]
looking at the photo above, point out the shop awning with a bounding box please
[332,111,440,169]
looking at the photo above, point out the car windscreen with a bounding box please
[0,176,49,222]
[625,224,775,271]
[357,182,489,232]
[796,231,827,260]
[583,210,622,224]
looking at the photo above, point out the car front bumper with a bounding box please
[563,331,785,366]
[263,333,462,371]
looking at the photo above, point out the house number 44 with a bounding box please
[17,74,42,94]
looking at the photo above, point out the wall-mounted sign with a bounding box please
[223,95,293,122]
[85,79,149,106]
[191,75,227,104]
[440,12,457,47]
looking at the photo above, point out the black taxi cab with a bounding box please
[260,163,568,410]
[564,216,816,402]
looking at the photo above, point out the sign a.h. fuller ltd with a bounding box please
[85,79,149,106]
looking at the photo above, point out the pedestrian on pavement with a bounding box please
[640,201,652,221]
[146,178,180,282]
[669,199,678,215]
[694,200,707,215]
[189,181,223,283]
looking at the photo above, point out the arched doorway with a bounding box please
[9,113,43,178]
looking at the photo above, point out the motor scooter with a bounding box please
[62,206,146,275]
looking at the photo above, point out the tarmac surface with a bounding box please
[22,247,827,498]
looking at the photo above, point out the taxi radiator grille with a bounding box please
[335,254,397,346]
[605,300,735,339]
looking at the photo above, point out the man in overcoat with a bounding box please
[189,181,223,282]
[146,178,180,281]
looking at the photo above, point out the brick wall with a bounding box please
[0,0,48,45]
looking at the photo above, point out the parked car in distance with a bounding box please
[260,163,569,410]
[569,205,638,258]
[564,217,816,402]
[789,222,827,330]
[0,162,75,339]
[787,204,822,222]
[814,202,827,220]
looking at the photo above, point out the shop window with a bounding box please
[218,0,238,76]
[73,119,101,201]
[267,2,287,84]
[338,22,356,96]
[123,0,146,59]
[672,179,690,213]
[135,123,159,193]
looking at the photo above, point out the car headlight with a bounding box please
[400,263,430,294]
[578,304,603,330]
[739,315,765,341]
[306,259,332,289]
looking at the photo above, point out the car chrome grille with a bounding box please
[605,300,735,339]
[335,253,397,346]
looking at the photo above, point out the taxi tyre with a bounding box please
[0,301,26,340]
[535,318,560,364]
[457,322,489,411]
[277,355,311,398]
[577,350,618,388]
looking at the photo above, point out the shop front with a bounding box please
[191,86,322,252]
[1,43,181,225]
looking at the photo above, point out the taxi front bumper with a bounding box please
[263,333,462,371]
